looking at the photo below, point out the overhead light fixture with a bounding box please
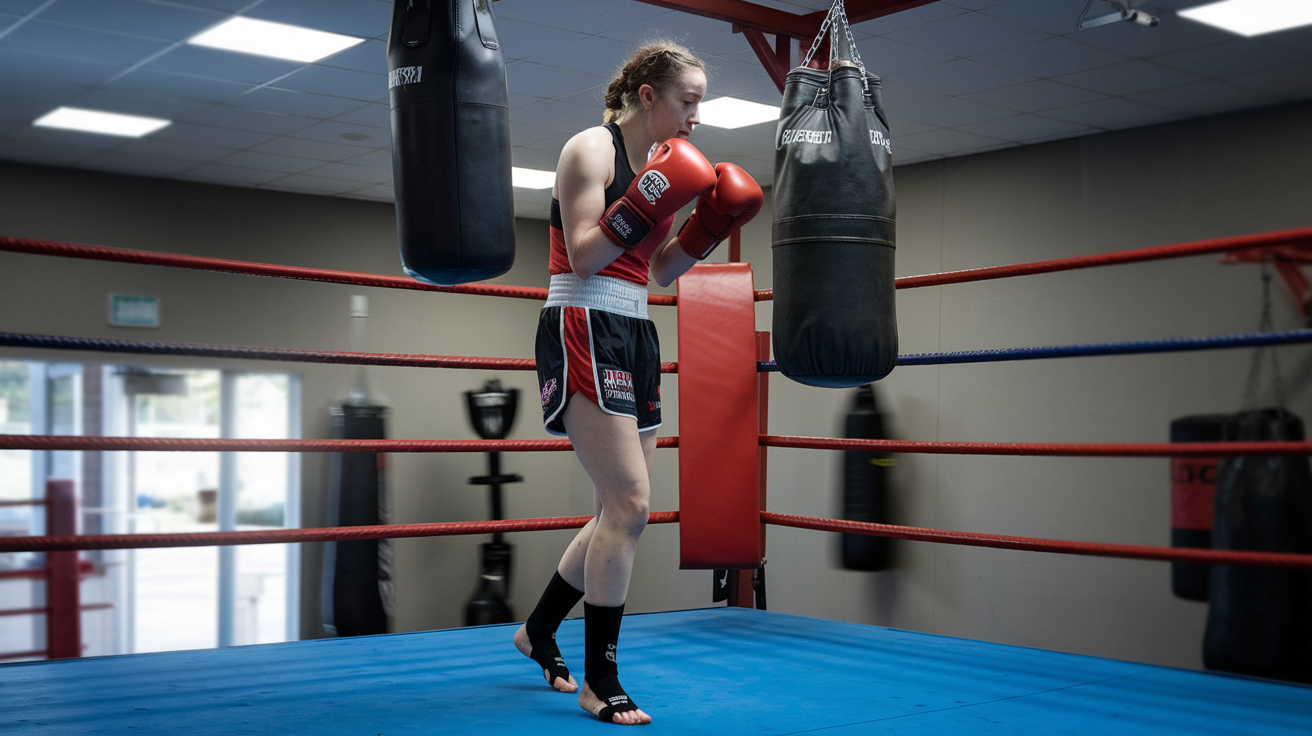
[1077,0,1158,30]
[512,167,555,190]
[34,107,171,137]
[1178,0,1312,37]
[188,17,364,63]
[697,97,780,130]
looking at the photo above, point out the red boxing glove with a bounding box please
[599,138,716,251]
[677,163,763,260]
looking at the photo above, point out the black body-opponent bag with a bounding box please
[773,5,897,388]
[389,0,515,286]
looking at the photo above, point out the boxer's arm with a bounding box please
[557,127,629,280]
[649,234,699,288]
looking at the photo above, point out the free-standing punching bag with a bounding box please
[772,0,897,388]
[841,385,893,570]
[389,0,515,285]
[1169,414,1228,601]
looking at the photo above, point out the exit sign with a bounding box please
[109,295,160,328]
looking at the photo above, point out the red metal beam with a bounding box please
[804,0,944,25]
[632,0,821,37]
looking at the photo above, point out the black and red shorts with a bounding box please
[535,305,662,436]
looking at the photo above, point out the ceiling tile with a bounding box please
[0,2,44,13]
[1153,40,1305,78]
[67,87,209,119]
[506,61,607,99]
[733,85,786,106]
[274,65,386,102]
[288,119,387,147]
[978,0,1086,36]
[961,78,1106,112]
[877,78,949,108]
[342,147,391,169]
[0,12,20,34]
[0,78,92,120]
[0,19,169,66]
[1056,60,1202,96]
[943,0,1014,9]
[0,136,103,166]
[852,2,968,36]
[151,122,274,149]
[156,0,248,11]
[302,161,391,184]
[318,39,387,75]
[333,102,389,129]
[510,120,567,147]
[858,37,955,76]
[509,100,598,133]
[1227,62,1312,101]
[5,123,128,151]
[885,12,1049,58]
[511,146,561,171]
[144,45,301,86]
[885,58,1032,96]
[178,162,285,186]
[524,36,636,77]
[38,0,224,42]
[1040,97,1180,129]
[1073,13,1233,57]
[106,68,253,103]
[521,132,571,154]
[0,47,123,86]
[176,105,317,135]
[228,87,367,119]
[955,113,1091,142]
[885,117,939,136]
[345,183,393,202]
[894,127,1007,155]
[495,17,589,62]
[215,150,323,174]
[262,172,365,195]
[604,11,747,58]
[972,36,1127,77]
[80,151,194,177]
[245,0,390,39]
[703,57,777,96]
[113,136,231,163]
[1125,80,1285,117]
[896,96,1014,127]
[248,135,373,162]
[688,128,773,158]
[493,0,670,35]
[551,84,608,110]
[1257,23,1312,55]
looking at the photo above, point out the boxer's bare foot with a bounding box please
[580,676,650,725]
[514,623,578,693]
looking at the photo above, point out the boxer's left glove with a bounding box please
[676,163,763,260]
[599,138,716,250]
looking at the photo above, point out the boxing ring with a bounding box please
[4,227,1312,733]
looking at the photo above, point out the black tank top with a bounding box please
[602,122,635,208]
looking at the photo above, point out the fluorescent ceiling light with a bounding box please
[512,167,556,190]
[188,17,364,63]
[697,97,779,130]
[1178,0,1312,37]
[34,107,170,137]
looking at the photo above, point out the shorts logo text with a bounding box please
[603,369,634,403]
[637,171,669,204]
[781,128,832,145]
[389,66,423,88]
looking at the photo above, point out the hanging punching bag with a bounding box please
[389,0,515,286]
[1169,414,1228,602]
[841,385,893,571]
[322,403,393,637]
[772,2,897,388]
[1203,408,1312,683]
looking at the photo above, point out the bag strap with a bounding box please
[800,0,869,91]
[1242,263,1287,411]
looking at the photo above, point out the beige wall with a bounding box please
[1,98,1310,669]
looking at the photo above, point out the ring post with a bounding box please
[46,480,81,659]
[678,263,761,569]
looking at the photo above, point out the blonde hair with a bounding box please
[603,41,706,124]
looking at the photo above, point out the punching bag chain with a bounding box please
[1242,264,1286,411]
[800,0,869,91]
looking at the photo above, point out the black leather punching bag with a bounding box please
[772,19,897,388]
[841,385,892,570]
[389,0,515,285]
[1203,409,1312,683]
[1169,414,1228,602]
[322,403,392,637]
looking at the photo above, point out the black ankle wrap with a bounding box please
[584,602,624,688]
[523,572,583,687]
[589,674,641,723]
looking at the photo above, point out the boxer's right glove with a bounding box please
[599,138,716,250]
[676,163,763,260]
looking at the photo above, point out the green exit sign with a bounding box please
[109,295,160,328]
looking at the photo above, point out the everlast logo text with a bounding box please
[389,66,423,88]
[870,129,892,154]
[781,128,832,145]
[637,171,669,204]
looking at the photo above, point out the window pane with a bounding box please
[234,373,290,645]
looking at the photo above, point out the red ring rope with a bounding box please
[761,434,1312,457]
[0,237,679,307]
[0,512,679,553]
[761,512,1312,569]
[753,225,1312,300]
[0,436,678,453]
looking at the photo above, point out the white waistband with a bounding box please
[545,273,648,319]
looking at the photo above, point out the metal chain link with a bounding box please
[799,1,869,91]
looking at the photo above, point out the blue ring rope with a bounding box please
[757,328,1312,372]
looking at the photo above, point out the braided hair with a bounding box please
[603,41,706,124]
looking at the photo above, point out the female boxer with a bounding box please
[512,42,762,725]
